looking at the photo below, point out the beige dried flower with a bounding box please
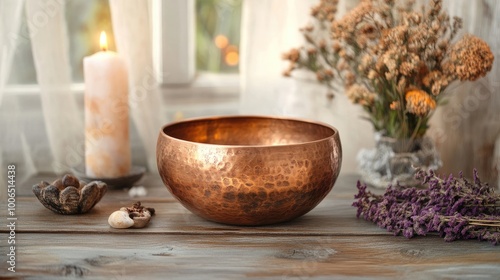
[346,84,376,106]
[390,101,400,110]
[356,35,368,48]
[359,54,374,72]
[316,70,325,82]
[282,63,296,77]
[282,0,494,142]
[345,71,356,87]
[397,77,408,93]
[307,48,318,56]
[319,39,327,50]
[381,52,398,79]
[332,42,341,53]
[367,70,378,80]
[333,0,373,38]
[446,34,494,81]
[301,25,314,32]
[324,69,334,78]
[316,69,334,82]
[423,70,448,95]
[282,48,300,62]
[383,26,408,46]
[360,24,378,40]
[400,62,415,76]
[337,60,349,71]
[311,0,339,21]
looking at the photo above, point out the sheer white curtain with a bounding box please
[25,0,83,174]
[110,0,163,172]
[0,0,25,199]
[0,0,24,104]
[239,0,315,117]
[0,0,85,183]
[0,0,65,187]
[239,0,373,174]
[0,0,161,193]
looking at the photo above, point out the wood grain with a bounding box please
[1,234,499,279]
[2,173,387,236]
[1,173,499,279]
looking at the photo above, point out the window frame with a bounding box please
[3,0,240,99]
[152,0,240,97]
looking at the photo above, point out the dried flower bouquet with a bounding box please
[283,0,494,149]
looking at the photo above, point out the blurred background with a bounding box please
[8,0,242,84]
[1,0,499,188]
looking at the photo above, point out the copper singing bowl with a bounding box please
[156,116,342,226]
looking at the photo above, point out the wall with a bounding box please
[429,0,500,187]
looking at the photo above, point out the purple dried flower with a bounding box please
[353,169,500,245]
[449,197,465,215]
[403,227,414,238]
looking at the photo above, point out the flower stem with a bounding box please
[406,117,423,151]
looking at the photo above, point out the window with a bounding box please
[9,0,115,85]
[153,0,242,88]
[7,0,242,94]
[196,0,242,73]
[1,0,242,175]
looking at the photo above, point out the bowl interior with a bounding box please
[163,116,336,146]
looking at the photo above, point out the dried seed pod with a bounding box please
[108,210,134,229]
[59,186,80,213]
[109,202,155,229]
[62,174,80,189]
[52,179,65,191]
[79,181,105,213]
[32,174,107,214]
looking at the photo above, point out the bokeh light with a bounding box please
[214,35,229,49]
[196,0,242,73]
[225,51,239,66]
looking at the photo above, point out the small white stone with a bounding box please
[108,210,134,229]
[128,186,147,198]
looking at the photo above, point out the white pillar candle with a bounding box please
[84,31,131,178]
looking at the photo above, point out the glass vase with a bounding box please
[357,132,442,188]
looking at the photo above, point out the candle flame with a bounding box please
[100,31,108,51]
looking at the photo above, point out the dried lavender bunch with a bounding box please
[353,169,500,244]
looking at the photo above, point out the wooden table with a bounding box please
[2,173,499,279]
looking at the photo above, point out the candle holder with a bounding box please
[71,164,146,189]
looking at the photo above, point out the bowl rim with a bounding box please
[158,115,339,148]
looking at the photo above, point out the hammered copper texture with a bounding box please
[156,116,342,226]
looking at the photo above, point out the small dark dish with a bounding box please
[71,165,146,189]
[33,174,107,214]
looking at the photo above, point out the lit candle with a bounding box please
[84,31,131,178]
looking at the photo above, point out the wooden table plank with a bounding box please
[3,173,499,279]
[2,173,390,236]
[1,233,499,279]
[0,197,389,236]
